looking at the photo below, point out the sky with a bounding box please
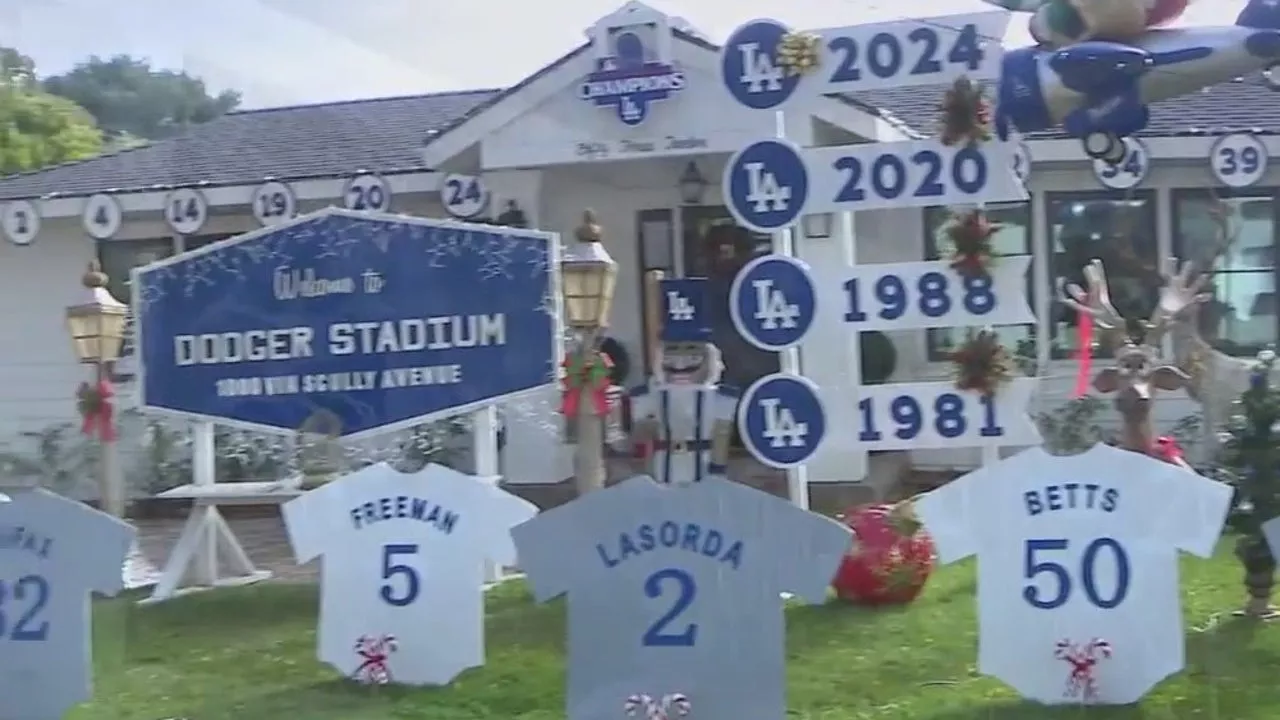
[0,0,1251,109]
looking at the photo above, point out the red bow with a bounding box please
[76,380,116,442]
[1073,315,1093,398]
[560,352,613,417]
[1153,436,1184,465]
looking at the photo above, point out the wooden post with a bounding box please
[644,270,665,375]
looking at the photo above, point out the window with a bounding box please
[925,202,1033,359]
[178,233,237,252]
[96,238,176,305]
[1047,191,1158,359]
[1173,190,1277,356]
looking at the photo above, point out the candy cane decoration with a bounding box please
[1054,638,1112,702]
[624,693,691,719]
[352,634,398,684]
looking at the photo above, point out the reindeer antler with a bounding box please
[1063,259,1129,352]
[1144,256,1213,348]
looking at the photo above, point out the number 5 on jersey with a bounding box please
[381,543,421,607]
[1024,537,1130,610]
[642,567,697,647]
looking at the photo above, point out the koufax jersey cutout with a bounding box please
[283,463,536,686]
[0,488,135,720]
[915,444,1231,705]
[512,475,852,720]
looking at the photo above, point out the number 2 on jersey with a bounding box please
[1024,538,1130,610]
[641,568,697,647]
[380,544,421,607]
[0,574,51,640]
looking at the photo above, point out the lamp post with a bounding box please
[561,210,618,494]
[677,161,708,205]
[65,262,129,517]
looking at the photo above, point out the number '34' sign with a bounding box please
[813,257,1034,331]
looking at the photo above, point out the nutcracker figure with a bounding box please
[628,278,738,485]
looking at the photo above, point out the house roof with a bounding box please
[3,48,1280,201]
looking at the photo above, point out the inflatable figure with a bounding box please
[984,0,1191,48]
[996,0,1280,163]
[627,278,738,486]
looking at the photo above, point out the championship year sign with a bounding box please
[720,12,1009,111]
[133,208,558,436]
[724,138,1028,233]
[854,379,1041,450]
[814,257,1034,331]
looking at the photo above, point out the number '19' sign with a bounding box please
[812,257,1034,331]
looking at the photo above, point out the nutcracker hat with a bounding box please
[659,277,711,342]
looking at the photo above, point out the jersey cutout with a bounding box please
[915,444,1231,705]
[0,488,135,720]
[283,463,536,686]
[512,475,851,719]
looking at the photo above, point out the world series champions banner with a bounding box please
[132,209,558,436]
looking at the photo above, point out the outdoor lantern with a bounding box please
[562,209,618,330]
[803,213,833,239]
[677,161,708,205]
[65,262,129,364]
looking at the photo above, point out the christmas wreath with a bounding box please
[560,352,613,416]
[942,207,1000,278]
[947,329,1014,397]
[938,76,992,147]
[76,380,116,441]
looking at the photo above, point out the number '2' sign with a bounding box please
[810,138,1027,213]
[815,257,1034,331]
[854,379,1042,450]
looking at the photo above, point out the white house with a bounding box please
[0,3,1276,499]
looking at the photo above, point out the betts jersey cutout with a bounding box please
[0,488,135,720]
[283,463,536,686]
[512,475,852,719]
[915,444,1231,705]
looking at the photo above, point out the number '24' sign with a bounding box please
[814,257,1035,331]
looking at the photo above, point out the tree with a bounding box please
[43,55,241,141]
[0,46,103,174]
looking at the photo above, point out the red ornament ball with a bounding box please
[831,502,937,606]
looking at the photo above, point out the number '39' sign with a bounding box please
[815,257,1034,331]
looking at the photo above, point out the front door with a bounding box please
[681,206,780,390]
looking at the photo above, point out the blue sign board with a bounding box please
[723,139,808,233]
[729,254,816,351]
[737,373,826,469]
[134,209,558,437]
[579,30,686,126]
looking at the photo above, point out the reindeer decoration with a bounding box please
[1063,196,1242,465]
[1063,258,1209,466]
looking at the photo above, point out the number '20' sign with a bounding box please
[344,173,393,212]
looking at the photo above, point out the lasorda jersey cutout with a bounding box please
[512,475,852,719]
[915,444,1232,705]
[283,463,536,686]
[0,488,135,720]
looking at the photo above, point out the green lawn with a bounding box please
[78,542,1280,720]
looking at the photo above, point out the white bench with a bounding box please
[139,479,303,604]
